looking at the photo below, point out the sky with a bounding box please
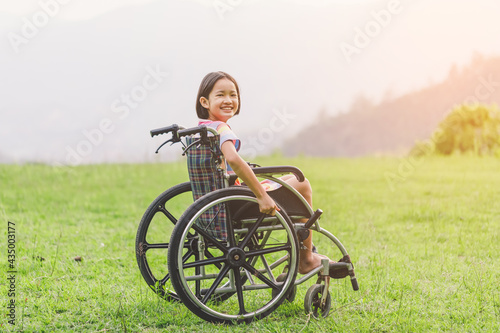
[1,0,500,164]
[0,0,157,20]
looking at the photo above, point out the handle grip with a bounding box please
[304,209,323,229]
[177,125,207,138]
[150,124,179,137]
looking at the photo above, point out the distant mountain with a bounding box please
[284,54,500,156]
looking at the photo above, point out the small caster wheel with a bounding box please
[272,273,297,302]
[304,284,331,318]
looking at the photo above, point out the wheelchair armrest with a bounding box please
[251,166,305,182]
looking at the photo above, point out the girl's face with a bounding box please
[200,78,239,122]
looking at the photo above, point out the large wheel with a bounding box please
[135,182,192,301]
[168,187,299,324]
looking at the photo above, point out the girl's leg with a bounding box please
[280,175,332,274]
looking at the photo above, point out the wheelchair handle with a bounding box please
[150,124,183,137]
[251,166,305,182]
[177,125,207,138]
[150,124,179,137]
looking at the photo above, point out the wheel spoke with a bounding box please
[205,249,222,269]
[182,250,194,263]
[260,255,275,282]
[201,264,231,304]
[238,214,266,249]
[145,242,169,249]
[158,205,177,224]
[158,273,170,286]
[225,202,236,248]
[242,262,279,290]
[233,268,246,315]
[243,267,255,285]
[245,244,291,258]
[192,224,228,253]
[182,255,225,269]
[158,249,193,285]
[195,267,201,299]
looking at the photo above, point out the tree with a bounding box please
[417,104,500,156]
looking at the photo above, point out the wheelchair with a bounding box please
[135,124,359,324]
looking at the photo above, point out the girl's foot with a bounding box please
[298,251,334,275]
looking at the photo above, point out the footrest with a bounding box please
[329,262,350,279]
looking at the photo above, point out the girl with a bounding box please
[195,71,330,274]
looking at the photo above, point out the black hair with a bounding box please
[196,71,241,119]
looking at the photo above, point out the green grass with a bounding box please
[1,156,500,332]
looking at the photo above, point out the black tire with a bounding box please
[135,182,192,301]
[168,187,299,324]
[304,284,331,318]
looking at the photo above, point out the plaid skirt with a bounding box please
[186,136,228,240]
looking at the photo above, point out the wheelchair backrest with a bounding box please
[185,135,228,240]
[185,135,226,200]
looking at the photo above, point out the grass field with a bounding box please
[1,156,500,332]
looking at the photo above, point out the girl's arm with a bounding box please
[220,141,278,215]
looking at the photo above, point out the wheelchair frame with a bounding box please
[135,124,358,323]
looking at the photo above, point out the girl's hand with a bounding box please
[257,193,279,216]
